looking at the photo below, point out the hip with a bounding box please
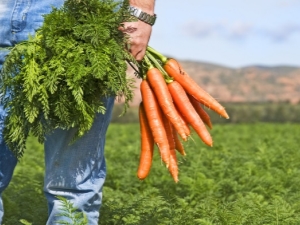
[0,0,65,48]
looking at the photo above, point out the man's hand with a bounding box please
[119,0,155,61]
[119,20,152,61]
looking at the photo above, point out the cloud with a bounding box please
[182,21,252,40]
[182,21,216,38]
[260,24,300,41]
[278,0,300,8]
[227,22,253,39]
[182,20,300,42]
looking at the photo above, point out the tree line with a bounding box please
[111,102,300,124]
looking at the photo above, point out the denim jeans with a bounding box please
[0,0,115,224]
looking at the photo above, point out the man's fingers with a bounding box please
[119,23,137,33]
[118,20,152,61]
[133,49,145,61]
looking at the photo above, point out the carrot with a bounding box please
[164,59,229,119]
[140,79,170,167]
[162,114,179,182]
[137,102,155,180]
[172,127,186,156]
[146,47,229,119]
[168,81,213,147]
[172,125,186,156]
[162,114,176,150]
[169,147,179,183]
[146,67,189,141]
[174,104,191,137]
[188,94,213,129]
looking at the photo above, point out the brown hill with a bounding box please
[124,61,300,106]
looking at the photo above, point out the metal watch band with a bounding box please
[129,6,157,26]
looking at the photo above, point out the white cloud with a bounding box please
[260,24,300,41]
[182,21,215,38]
[228,23,253,39]
[278,0,300,7]
[182,21,253,40]
[182,20,300,42]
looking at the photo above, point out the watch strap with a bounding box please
[129,6,157,26]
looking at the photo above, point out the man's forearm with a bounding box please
[129,0,155,14]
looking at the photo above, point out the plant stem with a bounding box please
[143,54,154,70]
[145,51,172,83]
[146,46,168,63]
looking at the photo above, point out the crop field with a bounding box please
[2,123,300,224]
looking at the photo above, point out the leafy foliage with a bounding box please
[0,0,135,158]
[3,123,300,224]
[56,196,88,225]
[19,219,32,225]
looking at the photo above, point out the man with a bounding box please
[0,0,155,224]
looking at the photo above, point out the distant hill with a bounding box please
[125,60,300,106]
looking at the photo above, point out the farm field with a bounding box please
[2,123,300,224]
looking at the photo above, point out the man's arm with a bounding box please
[129,0,155,14]
[120,0,155,61]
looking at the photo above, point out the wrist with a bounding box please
[129,5,157,26]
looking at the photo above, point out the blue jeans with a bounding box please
[0,0,115,224]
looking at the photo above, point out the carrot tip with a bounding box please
[223,111,230,119]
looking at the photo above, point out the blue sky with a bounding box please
[149,0,300,68]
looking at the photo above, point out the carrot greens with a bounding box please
[0,0,135,158]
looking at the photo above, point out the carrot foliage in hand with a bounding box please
[0,0,135,158]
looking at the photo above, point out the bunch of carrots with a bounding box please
[136,46,229,183]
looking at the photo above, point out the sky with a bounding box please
[148,0,300,68]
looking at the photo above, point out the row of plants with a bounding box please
[3,123,300,224]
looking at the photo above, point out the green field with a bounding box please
[3,123,300,224]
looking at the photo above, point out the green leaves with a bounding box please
[3,124,300,224]
[0,0,134,158]
[56,196,88,225]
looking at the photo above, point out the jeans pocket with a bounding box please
[11,0,31,33]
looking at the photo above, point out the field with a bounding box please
[2,123,300,224]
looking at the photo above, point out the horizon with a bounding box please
[176,58,300,69]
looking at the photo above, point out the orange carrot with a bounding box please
[137,102,154,180]
[174,104,191,137]
[146,67,189,141]
[163,58,229,119]
[172,125,186,156]
[188,94,213,129]
[169,147,179,183]
[162,114,176,150]
[162,114,179,182]
[168,81,213,147]
[140,79,170,167]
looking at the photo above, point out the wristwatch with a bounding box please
[129,6,157,26]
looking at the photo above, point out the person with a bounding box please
[0,0,155,224]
